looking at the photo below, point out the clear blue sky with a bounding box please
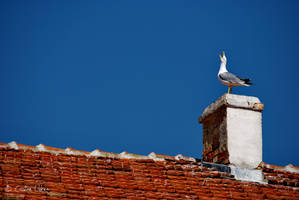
[1,1,298,166]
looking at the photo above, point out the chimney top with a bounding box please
[199,94,264,123]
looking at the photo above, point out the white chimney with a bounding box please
[199,94,264,169]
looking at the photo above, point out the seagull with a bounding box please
[218,51,252,94]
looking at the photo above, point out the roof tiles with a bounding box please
[0,142,299,200]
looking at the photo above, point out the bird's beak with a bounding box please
[223,51,225,57]
[219,54,223,61]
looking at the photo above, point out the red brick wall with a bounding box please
[202,106,229,164]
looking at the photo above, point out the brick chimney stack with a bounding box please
[199,94,264,169]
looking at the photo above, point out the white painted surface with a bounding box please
[227,107,262,168]
[230,165,266,183]
[226,94,261,108]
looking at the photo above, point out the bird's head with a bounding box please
[219,51,227,63]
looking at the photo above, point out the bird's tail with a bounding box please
[241,78,253,86]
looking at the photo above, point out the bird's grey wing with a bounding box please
[219,72,243,83]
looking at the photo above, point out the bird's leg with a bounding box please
[227,87,231,94]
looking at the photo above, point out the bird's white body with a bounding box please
[217,61,232,86]
[218,61,228,75]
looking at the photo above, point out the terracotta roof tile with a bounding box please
[0,142,299,200]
